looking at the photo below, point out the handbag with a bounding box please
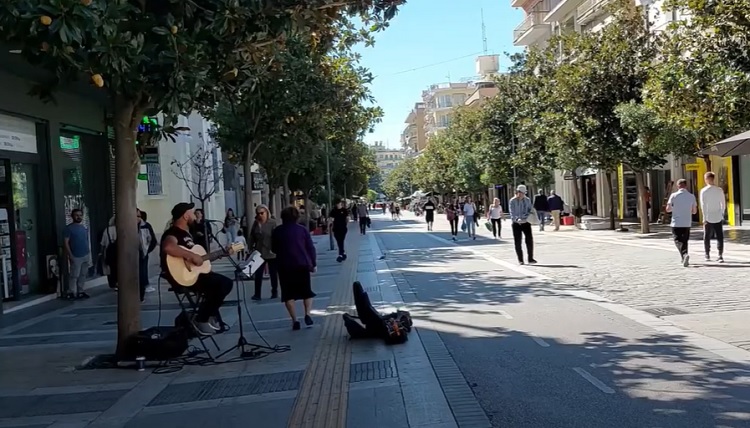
[461,219,467,232]
[484,221,492,232]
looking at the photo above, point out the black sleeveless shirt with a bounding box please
[160,226,195,275]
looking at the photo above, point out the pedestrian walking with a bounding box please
[423,197,436,231]
[487,198,503,239]
[272,206,317,331]
[357,201,369,235]
[63,208,91,299]
[99,215,117,291]
[533,189,550,231]
[330,200,349,262]
[699,171,725,262]
[510,185,536,265]
[666,179,697,267]
[547,190,564,231]
[224,208,239,245]
[249,204,279,300]
[462,196,477,240]
[446,201,459,241]
[137,209,157,299]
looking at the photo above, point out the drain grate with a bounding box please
[349,360,397,383]
[642,307,690,317]
[0,390,128,418]
[148,370,304,406]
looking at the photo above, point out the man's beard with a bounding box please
[73,218,83,223]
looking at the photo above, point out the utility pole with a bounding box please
[325,140,334,251]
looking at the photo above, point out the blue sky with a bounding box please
[355,0,524,148]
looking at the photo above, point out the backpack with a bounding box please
[345,281,412,345]
[382,310,413,345]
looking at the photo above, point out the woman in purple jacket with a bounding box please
[272,206,318,330]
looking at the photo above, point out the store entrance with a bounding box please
[0,159,41,301]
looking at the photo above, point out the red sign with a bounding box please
[15,231,28,286]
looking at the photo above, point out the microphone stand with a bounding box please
[204,223,274,359]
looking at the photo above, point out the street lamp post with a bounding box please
[511,122,518,189]
[325,140,335,251]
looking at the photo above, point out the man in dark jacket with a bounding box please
[547,190,565,231]
[533,190,550,232]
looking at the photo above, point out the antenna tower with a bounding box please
[481,9,488,54]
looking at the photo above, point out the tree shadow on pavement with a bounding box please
[416,321,750,428]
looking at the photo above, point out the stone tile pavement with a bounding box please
[407,210,750,353]
[0,220,475,428]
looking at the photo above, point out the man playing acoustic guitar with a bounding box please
[161,202,234,336]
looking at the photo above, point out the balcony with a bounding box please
[513,11,552,46]
[545,0,583,23]
[576,0,612,25]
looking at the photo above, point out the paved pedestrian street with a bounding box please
[2,213,750,427]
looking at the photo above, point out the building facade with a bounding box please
[401,103,427,153]
[0,51,113,315]
[135,112,227,233]
[371,141,407,178]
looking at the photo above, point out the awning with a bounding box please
[700,130,750,157]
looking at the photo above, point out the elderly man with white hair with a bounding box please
[509,185,537,265]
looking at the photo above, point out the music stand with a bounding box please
[208,233,275,359]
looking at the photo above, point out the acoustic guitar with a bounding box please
[166,243,244,286]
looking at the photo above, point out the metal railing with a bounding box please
[513,12,546,42]
[576,0,611,21]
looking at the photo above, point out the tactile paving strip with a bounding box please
[349,360,397,383]
[148,370,305,406]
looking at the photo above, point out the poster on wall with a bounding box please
[0,114,37,154]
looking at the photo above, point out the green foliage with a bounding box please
[367,189,378,203]
[645,0,750,153]
[382,157,416,199]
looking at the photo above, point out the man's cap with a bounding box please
[171,202,195,220]
[516,184,528,193]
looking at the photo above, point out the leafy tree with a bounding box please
[367,189,378,203]
[382,157,416,200]
[645,0,750,170]
[545,0,660,230]
[412,133,459,194]
[0,0,404,355]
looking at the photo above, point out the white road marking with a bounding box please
[497,310,513,320]
[531,336,550,347]
[573,367,615,394]
[422,229,750,367]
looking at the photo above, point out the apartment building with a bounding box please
[371,141,407,178]
[401,103,427,153]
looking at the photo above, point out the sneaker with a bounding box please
[292,321,301,331]
[304,315,314,327]
[193,321,215,336]
[336,256,343,263]
[682,254,690,267]
[518,260,525,265]
[208,317,222,331]
[145,286,156,293]
[342,254,348,261]
[271,292,278,299]
[705,254,711,262]
[528,259,538,265]
[251,295,261,301]
[77,292,90,299]
[718,255,725,263]
[473,236,476,240]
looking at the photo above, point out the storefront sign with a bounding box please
[0,114,37,154]
[59,135,80,150]
[139,146,159,164]
[685,163,700,171]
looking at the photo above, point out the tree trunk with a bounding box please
[573,174,583,229]
[113,95,143,358]
[268,187,277,216]
[283,170,291,206]
[243,145,254,241]
[635,170,650,234]
[304,192,312,231]
[702,155,712,172]
[605,171,616,230]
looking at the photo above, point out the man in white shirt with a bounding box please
[666,179,698,267]
[699,171,726,262]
